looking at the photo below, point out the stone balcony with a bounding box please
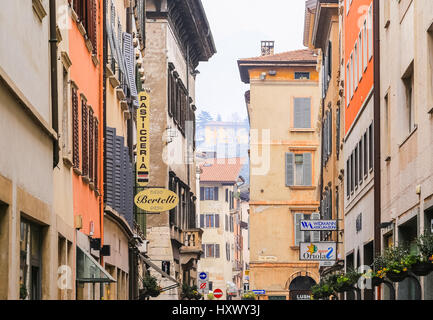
[180,228,203,266]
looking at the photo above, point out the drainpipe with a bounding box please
[49,0,59,168]
[373,0,381,259]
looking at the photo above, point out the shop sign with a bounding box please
[300,220,337,231]
[134,188,179,213]
[299,242,337,261]
[137,91,150,186]
[252,290,265,295]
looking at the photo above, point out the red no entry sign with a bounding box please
[214,288,223,299]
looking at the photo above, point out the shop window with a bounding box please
[20,219,42,300]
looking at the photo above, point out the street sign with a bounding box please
[299,242,337,261]
[214,288,223,299]
[300,220,337,231]
[252,290,265,295]
[198,279,209,295]
[319,261,335,267]
[199,272,208,280]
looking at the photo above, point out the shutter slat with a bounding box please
[122,32,138,98]
[285,153,294,186]
[303,153,312,186]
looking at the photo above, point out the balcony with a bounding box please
[180,229,203,266]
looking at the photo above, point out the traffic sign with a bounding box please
[214,288,223,299]
[252,290,265,295]
[198,278,209,295]
[199,272,208,280]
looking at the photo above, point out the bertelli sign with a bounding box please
[134,188,179,213]
[299,242,337,261]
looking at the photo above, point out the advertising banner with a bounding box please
[137,91,150,186]
[299,242,337,261]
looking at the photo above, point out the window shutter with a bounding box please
[88,108,94,182]
[285,152,294,186]
[200,215,204,228]
[328,109,332,155]
[336,108,340,158]
[82,99,88,177]
[215,244,220,258]
[329,191,333,220]
[114,136,123,212]
[294,213,304,246]
[225,189,228,202]
[122,32,138,99]
[94,119,98,189]
[311,213,321,242]
[106,3,118,66]
[294,98,311,128]
[328,41,332,79]
[200,187,204,201]
[90,0,97,54]
[214,187,218,201]
[323,116,328,162]
[72,87,80,169]
[105,127,116,207]
[303,153,312,186]
[215,214,220,228]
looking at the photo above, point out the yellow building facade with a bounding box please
[238,44,321,300]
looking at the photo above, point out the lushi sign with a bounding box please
[134,188,179,213]
[137,91,150,186]
[299,242,337,261]
[300,220,337,231]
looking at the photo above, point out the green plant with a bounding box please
[140,273,161,300]
[181,284,202,300]
[207,292,215,300]
[311,282,333,300]
[241,291,257,300]
[334,269,361,291]
[378,245,416,276]
[416,232,433,262]
[20,283,27,300]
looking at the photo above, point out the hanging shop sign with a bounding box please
[300,220,337,231]
[299,242,337,261]
[137,91,150,186]
[134,188,179,213]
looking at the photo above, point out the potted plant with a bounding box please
[333,270,361,293]
[371,255,388,286]
[311,282,333,300]
[383,246,415,282]
[139,273,162,300]
[207,292,215,300]
[241,291,257,300]
[181,284,202,300]
[411,233,433,276]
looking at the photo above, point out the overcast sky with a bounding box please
[195,0,308,121]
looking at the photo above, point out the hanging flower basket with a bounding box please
[410,261,433,277]
[334,284,354,293]
[386,270,408,283]
[372,276,384,287]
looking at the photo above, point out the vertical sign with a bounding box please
[137,91,150,186]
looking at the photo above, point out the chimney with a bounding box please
[261,41,275,56]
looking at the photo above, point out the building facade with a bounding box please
[197,158,244,300]
[379,0,433,300]
[142,0,216,299]
[238,44,321,300]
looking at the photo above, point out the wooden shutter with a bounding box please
[336,108,340,158]
[81,99,88,176]
[94,119,98,189]
[214,187,218,201]
[89,0,97,54]
[285,152,294,186]
[123,32,137,98]
[328,109,332,156]
[346,159,350,197]
[200,215,204,228]
[215,214,220,228]
[294,213,304,246]
[114,136,124,212]
[303,153,312,186]
[225,189,228,202]
[88,108,94,182]
[200,187,204,200]
[225,215,228,231]
[72,87,80,169]
[294,98,311,128]
[215,244,220,258]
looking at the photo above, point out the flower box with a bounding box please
[386,270,408,283]
[410,262,433,277]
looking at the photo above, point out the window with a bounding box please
[295,72,310,80]
[225,189,228,202]
[72,0,98,54]
[88,108,94,182]
[346,159,351,197]
[200,214,220,228]
[359,139,363,184]
[351,152,355,193]
[354,145,358,189]
[200,187,219,201]
[358,32,363,81]
[294,213,320,246]
[368,4,373,60]
[354,42,358,89]
[336,108,340,159]
[230,216,234,233]
[20,219,42,300]
[350,53,354,99]
[369,124,373,170]
[364,131,368,176]
[72,86,79,169]
[346,63,350,106]
[363,20,368,71]
[402,65,415,134]
[293,98,311,128]
[384,93,391,156]
[81,98,89,177]
[285,153,312,187]
[226,242,230,261]
[203,244,220,258]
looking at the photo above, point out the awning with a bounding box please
[140,253,180,285]
[76,246,116,283]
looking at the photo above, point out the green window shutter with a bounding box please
[303,153,312,186]
[285,153,294,186]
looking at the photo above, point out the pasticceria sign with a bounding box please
[137,91,150,186]
[134,188,179,213]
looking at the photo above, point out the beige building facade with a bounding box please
[238,44,321,300]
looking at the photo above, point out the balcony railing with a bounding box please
[181,229,203,252]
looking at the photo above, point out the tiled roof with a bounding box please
[238,49,318,63]
[200,158,245,183]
